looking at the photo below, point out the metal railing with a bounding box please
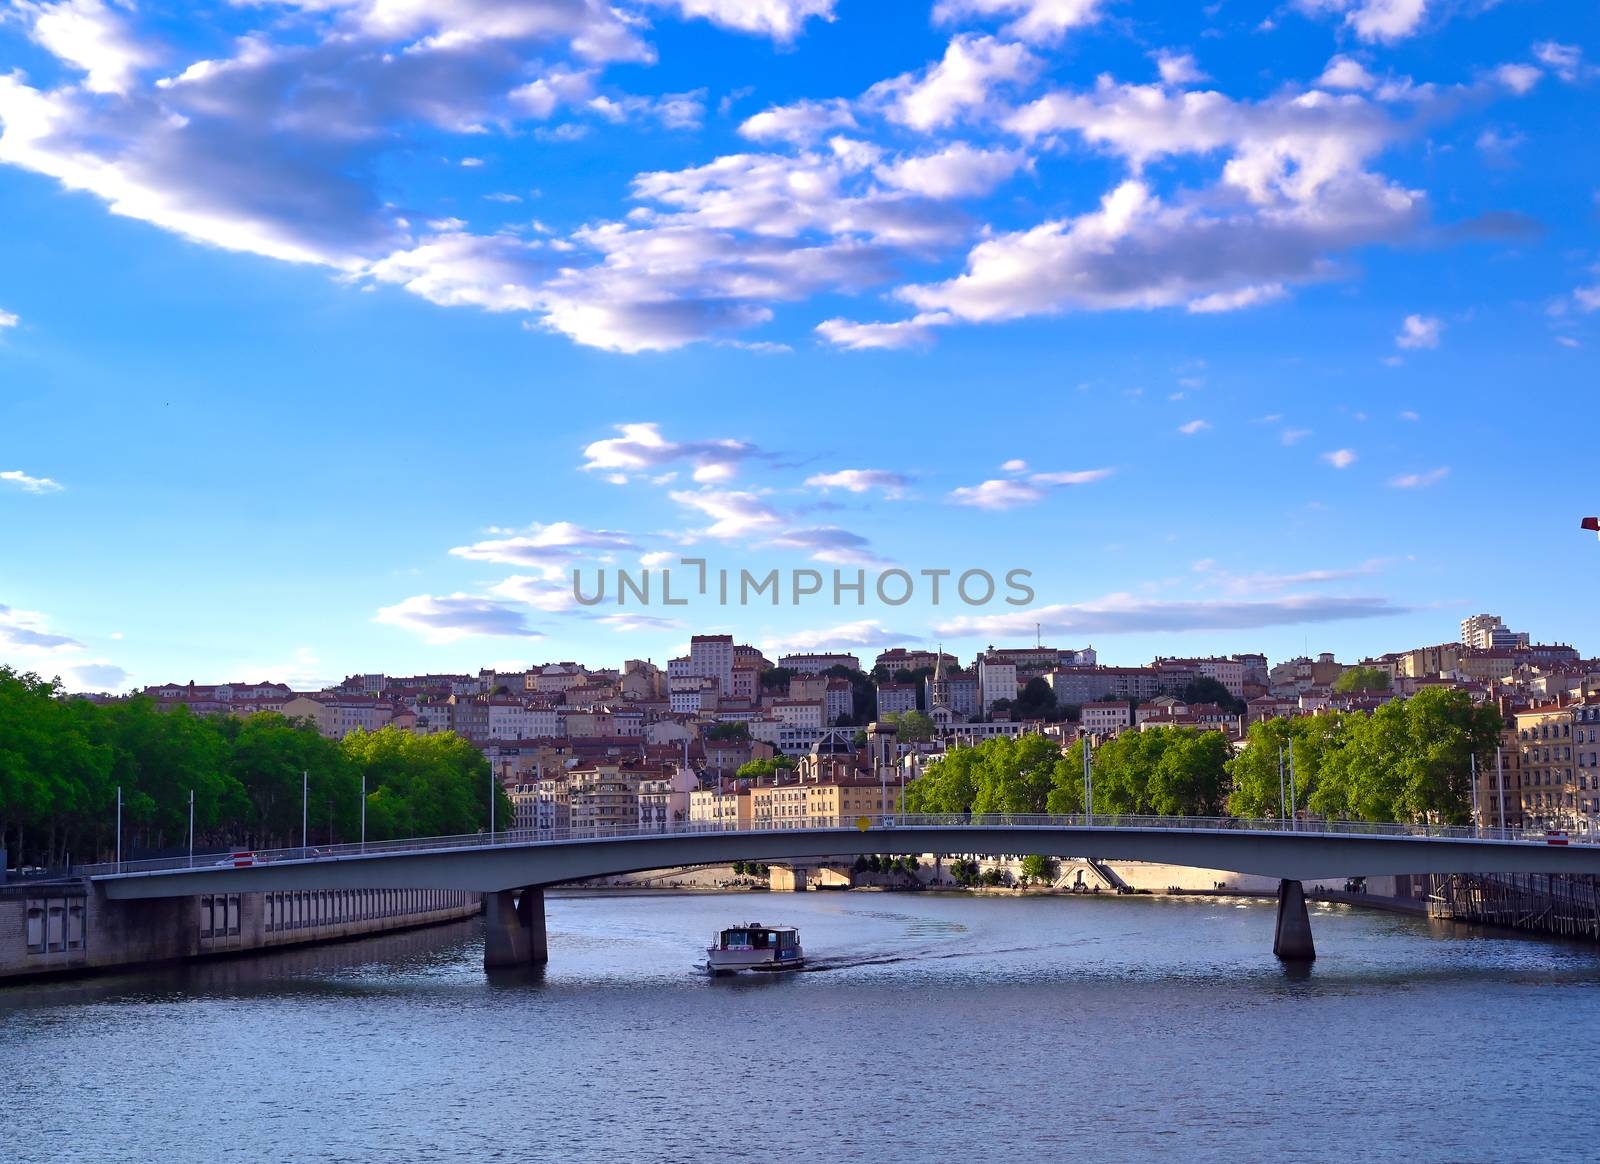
[81,812,1592,878]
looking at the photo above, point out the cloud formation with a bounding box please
[1,470,64,493]
[936,592,1409,637]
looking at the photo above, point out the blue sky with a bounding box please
[1,0,1597,692]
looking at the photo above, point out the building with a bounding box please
[279,694,395,739]
[777,652,860,674]
[976,655,1018,712]
[1462,614,1530,652]
[1515,699,1600,837]
[688,634,735,699]
[873,648,958,675]
[1081,701,1132,736]
[875,682,918,717]
[689,781,751,829]
[638,766,698,831]
[568,765,641,834]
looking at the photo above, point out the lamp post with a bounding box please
[115,785,122,869]
[360,774,367,852]
[1470,752,1481,837]
[187,789,194,868]
[1496,746,1507,835]
[301,770,308,854]
[1288,740,1298,831]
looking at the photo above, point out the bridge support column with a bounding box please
[484,887,547,969]
[1273,879,1316,961]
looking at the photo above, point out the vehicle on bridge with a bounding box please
[706,923,803,974]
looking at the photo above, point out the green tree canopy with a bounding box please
[1333,665,1393,693]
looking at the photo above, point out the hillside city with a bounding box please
[88,611,1598,845]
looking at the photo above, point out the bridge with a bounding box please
[86,814,1600,966]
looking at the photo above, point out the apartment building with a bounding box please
[689,634,735,699]
[1516,699,1600,836]
[875,682,918,717]
[777,652,860,674]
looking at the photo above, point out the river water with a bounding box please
[4,890,1598,1163]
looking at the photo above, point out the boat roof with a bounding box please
[721,922,798,933]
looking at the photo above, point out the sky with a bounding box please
[0,0,1597,693]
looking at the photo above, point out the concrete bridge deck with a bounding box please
[85,815,1600,968]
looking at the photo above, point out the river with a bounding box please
[4,890,1598,1163]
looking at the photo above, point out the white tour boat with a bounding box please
[705,923,804,974]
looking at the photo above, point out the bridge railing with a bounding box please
[82,812,1582,878]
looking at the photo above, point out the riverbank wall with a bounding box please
[0,880,480,982]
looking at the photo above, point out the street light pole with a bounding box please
[115,785,122,869]
[1470,752,1481,836]
[1496,746,1507,835]
[301,770,308,852]
[360,774,367,852]
[1083,736,1093,824]
[1288,740,1298,831]
[1278,744,1286,821]
[188,789,194,868]
[489,766,496,839]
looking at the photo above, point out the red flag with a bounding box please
[1583,517,1600,532]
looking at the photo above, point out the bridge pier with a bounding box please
[1272,879,1316,961]
[484,887,548,969]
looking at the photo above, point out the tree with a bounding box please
[1333,666,1392,693]
[882,709,935,743]
[1180,677,1246,716]
[705,721,750,742]
[759,667,795,692]
[735,756,796,781]
[1020,854,1057,884]
[1014,677,1058,720]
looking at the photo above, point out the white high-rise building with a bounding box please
[689,634,735,698]
[1461,614,1530,651]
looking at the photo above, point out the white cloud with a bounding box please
[875,142,1029,199]
[0,308,16,329]
[935,591,1408,637]
[641,0,837,41]
[1177,419,1210,435]
[25,0,158,95]
[804,469,911,497]
[1389,466,1449,488]
[867,34,1039,132]
[581,422,759,482]
[1,469,63,493]
[932,0,1106,45]
[1196,557,1390,595]
[1322,448,1358,469]
[764,526,883,564]
[0,601,127,690]
[1000,458,1028,473]
[1493,63,1541,95]
[488,574,579,614]
[669,488,785,538]
[738,98,857,144]
[1187,283,1286,313]
[815,311,951,350]
[768,619,916,651]
[1155,51,1207,87]
[1281,428,1311,445]
[948,467,1111,508]
[374,592,541,644]
[1533,42,1584,84]
[449,522,637,572]
[1318,55,1377,92]
[1395,313,1441,349]
[1297,0,1428,45]
[1577,286,1600,312]
[588,89,707,131]
[597,612,683,632]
